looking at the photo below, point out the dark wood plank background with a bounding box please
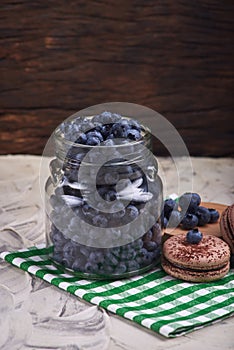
[1,0,234,156]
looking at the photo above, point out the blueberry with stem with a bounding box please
[196,206,211,226]
[181,213,198,230]
[186,228,203,244]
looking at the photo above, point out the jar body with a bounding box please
[45,116,163,279]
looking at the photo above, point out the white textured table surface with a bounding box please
[0,155,233,350]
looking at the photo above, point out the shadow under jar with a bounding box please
[45,112,163,279]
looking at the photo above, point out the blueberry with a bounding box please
[114,263,127,274]
[126,260,140,271]
[73,116,84,125]
[89,251,104,264]
[152,222,161,236]
[51,230,68,250]
[98,187,117,202]
[143,230,153,242]
[129,119,141,131]
[106,133,114,140]
[92,214,108,227]
[82,204,99,218]
[96,186,107,198]
[63,166,79,183]
[120,119,130,128]
[72,256,87,271]
[196,206,211,226]
[100,124,112,139]
[63,241,77,259]
[86,130,103,142]
[143,240,158,252]
[105,189,117,201]
[137,248,154,265]
[60,122,75,141]
[126,129,141,141]
[92,122,103,132]
[126,205,139,220]
[164,199,178,219]
[111,120,130,138]
[92,111,121,124]
[105,252,119,266]
[181,213,198,230]
[54,187,64,196]
[79,120,95,133]
[110,123,124,138]
[167,210,181,228]
[103,138,115,146]
[104,171,119,185]
[80,246,90,258]
[111,202,126,219]
[50,194,64,208]
[62,257,73,268]
[84,262,99,273]
[120,247,136,260]
[179,192,201,214]
[75,133,87,144]
[53,252,63,263]
[131,238,144,250]
[100,265,114,274]
[208,208,220,223]
[110,246,121,257]
[111,113,122,122]
[74,152,86,163]
[186,228,203,244]
[86,136,101,146]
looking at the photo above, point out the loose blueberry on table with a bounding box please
[48,112,161,276]
[163,192,220,230]
[208,208,220,223]
[179,192,201,214]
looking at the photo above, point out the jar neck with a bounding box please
[53,124,153,169]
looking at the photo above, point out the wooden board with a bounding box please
[164,202,227,238]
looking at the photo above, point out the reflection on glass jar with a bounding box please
[45,112,163,279]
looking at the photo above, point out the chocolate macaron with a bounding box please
[162,233,230,282]
[220,204,234,254]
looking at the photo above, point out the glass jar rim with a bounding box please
[54,115,151,150]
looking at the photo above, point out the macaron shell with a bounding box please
[227,203,234,224]
[161,256,230,283]
[227,204,234,242]
[163,234,230,270]
[220,205,234,254]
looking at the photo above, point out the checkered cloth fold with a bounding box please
[1,245,234,338]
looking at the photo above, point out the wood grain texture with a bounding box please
[0,0,234,156]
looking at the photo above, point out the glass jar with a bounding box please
[45,112,163,279]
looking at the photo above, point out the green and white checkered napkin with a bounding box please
[1,244,234,338]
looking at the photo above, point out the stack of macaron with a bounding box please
[162,229,231,282]
[220,204,234,266]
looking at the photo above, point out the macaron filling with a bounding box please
[163,256,229,273]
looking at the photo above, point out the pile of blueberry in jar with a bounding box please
[47,111,163,278]
[163,192,220,229]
